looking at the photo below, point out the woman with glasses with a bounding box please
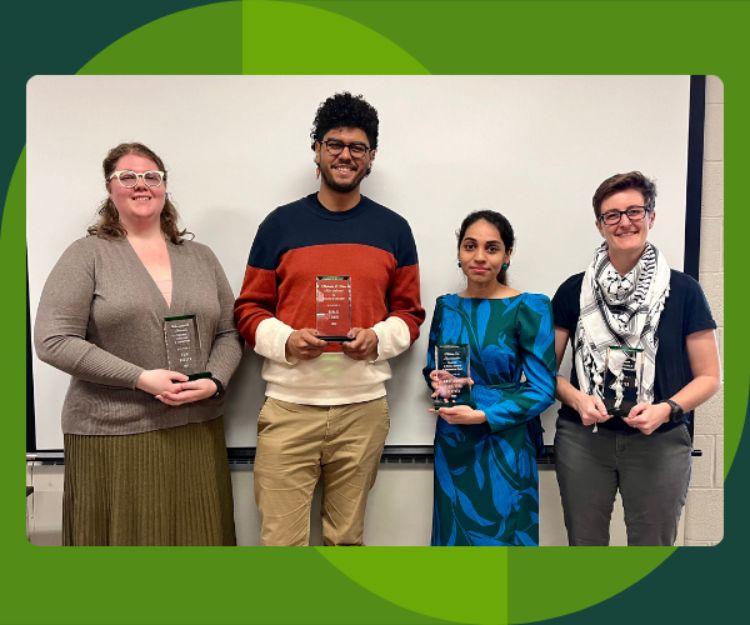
[423,210,556,546]
[34,142,241,545]
[552,171,720,546]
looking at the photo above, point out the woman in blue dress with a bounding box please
[424,210,556,546]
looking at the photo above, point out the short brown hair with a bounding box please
[592,171,657,218]
[88,142,190,244]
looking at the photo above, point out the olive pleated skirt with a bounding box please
[62,417,236,546]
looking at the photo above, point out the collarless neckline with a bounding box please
[454,292,524,301]
[307,192,366,219]
[122,237,176,312]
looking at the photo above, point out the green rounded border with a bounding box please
[3,1,744,624]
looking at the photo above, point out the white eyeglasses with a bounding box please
[108,170,165,188]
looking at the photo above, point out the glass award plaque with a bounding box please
[315,275,353,341]
[602,346,644,418]
[433,344,475,409]
[163,314,211,381]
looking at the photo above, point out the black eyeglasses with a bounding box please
[320,139,372,158]
[598,205,651,226]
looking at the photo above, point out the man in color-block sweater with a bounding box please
[235,92,425,546]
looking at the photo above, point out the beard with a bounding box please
[319,163,370,194]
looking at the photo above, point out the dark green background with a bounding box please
[2,1,745,624]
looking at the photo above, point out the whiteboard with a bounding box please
[27,75,691,450]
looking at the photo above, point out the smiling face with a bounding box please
[315,126,375,194]
[596,189,655,256]
[107,153,166,227]
[458,218,511,287]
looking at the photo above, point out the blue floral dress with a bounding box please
[424,293,556,546]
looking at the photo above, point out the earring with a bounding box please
[457,261,462,268]
[315,166,320,179]
[501,262,509,271]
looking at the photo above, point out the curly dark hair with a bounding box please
[88,142,191,244]
[592,171,657,218]
[310,92,379,149]
[456,210,515,285]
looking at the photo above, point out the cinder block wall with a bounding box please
[684,75,724,546]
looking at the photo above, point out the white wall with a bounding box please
[27,75,692,451]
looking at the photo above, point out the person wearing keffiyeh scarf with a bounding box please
[552,171,720,546]
[574,240,671,420]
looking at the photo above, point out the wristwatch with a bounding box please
[209,376,226,400]
[663,399,684,423]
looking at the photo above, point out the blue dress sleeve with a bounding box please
[479,294,557,433]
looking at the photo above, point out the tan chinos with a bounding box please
[254,397,389,546]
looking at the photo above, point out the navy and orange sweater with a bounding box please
[234,194,425,405]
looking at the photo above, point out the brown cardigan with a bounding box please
[34,235,242,436]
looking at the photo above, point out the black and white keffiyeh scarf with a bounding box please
[574,242,671,405]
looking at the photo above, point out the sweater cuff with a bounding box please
[254,317,296,365]
[370,316,411,362]
[73,345,146,389]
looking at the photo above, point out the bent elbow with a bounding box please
[541,378,557,409]
[33,333,65,367]
[542,391,556,414]
[530,385,556,416]
[708,375,722,398]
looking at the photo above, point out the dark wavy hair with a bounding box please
[87,142,190,244]
[456,210,515,285]
[310,92,379,149]
[592,171,657,218]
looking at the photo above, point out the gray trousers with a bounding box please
[554,417,692,546]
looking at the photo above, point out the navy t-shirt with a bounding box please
[552,269,716,433]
